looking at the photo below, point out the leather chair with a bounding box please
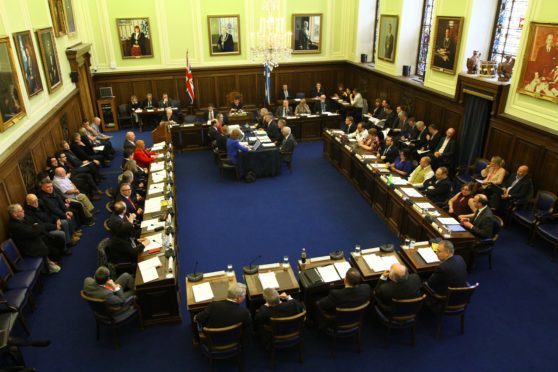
[0,239,44,275]
[430,283,479,338]
[0,287,33,335]
[268,309,306,368]
[455,158,489,186]
[470,215,504,270]
[118,104,133,128]
[217,156,239,181]
[80,290,143,349]
[325,301,370,357]
[374,294,426,347]
[97,238,136,278]
[511,190,557,237]
[295,92,305,99]
[0,255,39,293]
[200,322,244,371]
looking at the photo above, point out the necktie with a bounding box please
[127,196,137,212]
[209,111,213,120]
[283,108,287,117]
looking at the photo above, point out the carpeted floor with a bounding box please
[16,130,558,371]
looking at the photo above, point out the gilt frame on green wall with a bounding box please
[207,15,241,56]
[292,14,322,54]
[430,16,464,75]
[13,30,44,98]
[0,36,26,132]
[116,18,154,59]
[377,15,398,63]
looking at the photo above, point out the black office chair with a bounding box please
[531,213,558,260]
[455,158,489,186]
[118,104,133,128]
[295,92,305,99]
[375,295,426,347]
[217,156,239,181]
[96,238,136,277]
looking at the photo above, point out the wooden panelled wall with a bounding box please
[91,62,558,195]
[0,90,83,242]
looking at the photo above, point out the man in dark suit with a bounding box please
[107,201,138,237]
[158,93,172,108]
[277,84,291,100]
[374,263,422,308]
[432,127,456,168]
[343,116,357,134]
[423,167,452,206]
[461,194,494,239]
[425,240,467,295]
[254,287,304,345]
[106,221,147,265]
[142,93,158,109]
[208,119,227,151]
[384,23,395,59]
[317,268,370,317]
[279,126,297,162]
[203,104,218,121]
[264,114,280,142]
[115,183,143,218]
[123,131,136,153]
[383,107,397,129]
[411,120,428,147]
[379,136,399,163]
[194,282,251,330]
[256,108,270,129]
[498,165,534,211]
[313,94,329,114]
[275,100,293,117]
[83,266,135,305]
[310,82,324,98]
[426,124,443,153]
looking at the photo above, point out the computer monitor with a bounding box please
[99,87,113,98]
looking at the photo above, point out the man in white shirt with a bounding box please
[275,100,293,117]
[52,167,96,219]
[348,122,369,142]
[350,88,364,109]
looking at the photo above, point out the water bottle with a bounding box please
[301,248,307,264]
[354,244,361,257]
[388,173,393,186]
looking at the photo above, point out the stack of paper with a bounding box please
[317,265,341,283]
[416,202,435,209]
[144,196,164,214]
[148,183,164,195]
[391,177,409,186]
[192,282,214,303]
[143,233,163,251]
[93,145,105,152]
[152,142,166,151]
[370,163,388,168]
[401,187,423,198]
[150,162,165,172]
[438,217,460,225]
[334,261,351,278]
[138,256,162,283]
[418,248,440,263]
[258,272,280,289]
[363,254,399,272]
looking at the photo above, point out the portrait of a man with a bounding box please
[36,28,63,93]
[208,16,241,56]
[0,37,26,131]
[292,14,322,54]
[431,17,463,74]
[378,15,398,63]
[13,31,43,97]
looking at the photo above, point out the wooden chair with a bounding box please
[374,294,426,347]
[325,301,369,357]
[80,290,143,349]
[430,283,479,338]
[269,310,306,368]
[531,214,558,260]
[200,322,244,371]
[470,216,504,270]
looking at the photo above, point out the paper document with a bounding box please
[148,183,164,195]
[182,123,194,127]
[414,241,430,247]
[334,261,351,278]
[138,256,161,271]
[135,108,142,113]
[418,248,440,263]
[258,272,280,289]
[370,163,388,168]
[143,233,163,251]
[144,197,164,214]
[261,143,275,148]
[417,149,430,155]
[93,146,105,152]
[416,202,435,209]
[361,247,380,254]
[438,217,460,225]
[140,267,159,283]
[192,282,214,303]
[391,177,409,186]
[317,265,341,283]
[363,254,399,272]
[152,142,166,150]
[401,187,423,198]
[362,155,377,159]
[150,162,165,172]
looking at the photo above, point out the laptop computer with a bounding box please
[252,138,262,151]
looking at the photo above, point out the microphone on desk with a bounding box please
[187,261,203,282]
[243,255,262,275]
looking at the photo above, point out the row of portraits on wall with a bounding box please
[378,14,558,103]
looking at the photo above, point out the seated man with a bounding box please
[432,127,456,168]
[275,99,293,118]
[123,131,136,153]
[348,122,369,142]
[194,282,251,330]
[313,94,329,114]
[161,107,178,123]
[379,136,399,163]
[52,167,97,221]
[254,287,304,345]
[203,103,218,121]
[409,156,435,187]
[426,124,442,153]
[460,194,494,239]
[342,116,356,134]
[83,266,135,305]
[374,263,422,308]
[279,126,297,162]
[85,118,114,156]
[122,150,148,183]
[316,268,370,322]
[425,240,467,295]
[24,193,73,249]
[229,96,244,115]
[107,201,138,237]
[498,165,534,211]
[158,93,172,108]
[106,221,149,265]
[256,108,269,129]
[208,119,227,151]
[115,182,143,217]
[264,114,280,142]
[423,167,452,206]
[142,93,158,109]
[38,178,85,232]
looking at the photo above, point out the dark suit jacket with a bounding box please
[380,144,399,163]
[313,101,329,114]
[123,140,136,153]
[106,236,144,264]
[70,142,95,162]
[38,190,69,220]
[196,300,251,329]
[427,132,442,152]
[159,99,172,109]
[504,174,534,204]
[116,194,141,215]
[424,178,452,205]
[266,121,280,142]
[277,90,291,100]
[427,255,467,294]
[413,128,428,147]
[469,207,494,239]
[317,284,370,314]
[374,273,422,306]
[384,112,397,129]
[372,106,384,119]
[279,135,297,161]
[8,218,49,257]
[142,99,158,109]
[275,106,293,117]
[254,299,304,328]
[310,88,325,98]
[203,110,219,121]
[24,204,58,232]
[435,137,456,165]
[344,122,357,134]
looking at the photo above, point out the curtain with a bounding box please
[457,94,491,167]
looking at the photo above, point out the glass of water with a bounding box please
[354,244,361,257]
[226,264,233,277]
[404,237,410,249]
[283,256,289,269]
[410,239,416,249]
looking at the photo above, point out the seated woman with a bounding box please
[229,96,243,115]
[133,140,156,168]
[448,183,477,218]
[387,148,414,179]
[226,129,249,164]
[358,128,381,152]
[294,99,311,115]
[479,156,506,188]
[130,94,141,125]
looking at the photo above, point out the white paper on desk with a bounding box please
[248,137,257,141]
[391,177,409,186]
[135,109,142,113]
[150,162,165,172]
[317,265,341,283]
[148,183,164,195]
[156,153,164,159]
[363,254,398,272]
[414,241,430,247]
[256,131,268,136]
[401,187,423,198]
[93,145,105,152]
[258,272,280,289]
[140,219,165,232]
[371,163,388,168]
[140,267,159,283]
[204,270,225,278]
[151,170,167,178]
[147,109,154,112]
[152,142,165,149]
[438,217,460,225]
[330,130,344,134]
[144,197,164,214]
[182,123,195,127]
[418,248,440,263]
[294,98,301,101]
[362,155,377,159]
[286,116,297,119]
[417,149,430,155]
[334,261,351,278]
[239,142,249,147]
[361,247,380,254]
[416,202,435,209]
[261,143,275,148]
[322,111,333,115]
[138,256,161,271]
[143,235,163,252]
[192,282,214,303]
[309,255,329,263]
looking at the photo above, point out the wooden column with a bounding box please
[65,43,95,121]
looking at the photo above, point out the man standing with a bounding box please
[278,84,290,100]
[279,126,297,163]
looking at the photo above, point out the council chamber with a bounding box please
[0,0,557,371]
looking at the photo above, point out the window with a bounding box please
[415,0,435,80]
[490,0,529,64]
[371,0,381,63]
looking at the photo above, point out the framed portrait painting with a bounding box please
[48,0,66,37]
[292,14,322,54]
[377,15,398,63]
[207,15,241,56]
[36,28,63,93]
[13,31,43,97]
[430,16,464,75]
[63,0,77,36]
[0,37,26,132]
[116,18,153,59]
[517,22,558,103]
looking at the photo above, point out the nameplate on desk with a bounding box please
[394,189,404,198]
[147,109,154,112]
[204,270,226,278]
[344,145,352,151]
[335,137,341,143]
[259,263,280,270]
[181,123,195,127]
[309,255,329,263]
[412,204,424,214]
[135,109,142,113]
[361,247,380,254]
[356,154,363,161]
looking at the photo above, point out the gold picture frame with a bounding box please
[63,0,77,36]
[13,30,44,97]
[116,18,154,59]
[48,0,67,37]
[430,16,464,75]
[377,15,399,63]
[36,27,63,93]
[0,36,27,132]
[207,15,241,56]
[292,14,322,54]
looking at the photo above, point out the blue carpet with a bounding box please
[17,130,558,371]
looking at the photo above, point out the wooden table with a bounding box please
[135,107,179,131]
[170,123,210,152]
[397,242,441,276]
[349,249,405,283]
[243,263,300,314]
[285,114,341,141]
[322,130,476,267]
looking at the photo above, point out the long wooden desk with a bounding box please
[322,130,476,267]
[284,114,341,141]
[349,248,406,283]
[134,143,181,327]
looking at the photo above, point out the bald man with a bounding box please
[460,194,494,239]
[123,131,136,152]
[432,127,456,168]
[374,263,422,308]
[498,165,534,209]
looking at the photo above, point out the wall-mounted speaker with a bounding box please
[70,71,79,83]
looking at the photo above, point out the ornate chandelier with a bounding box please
[249,0,292,70]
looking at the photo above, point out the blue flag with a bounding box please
[264,64,271,105]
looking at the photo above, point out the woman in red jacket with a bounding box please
[133,140,156,168]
